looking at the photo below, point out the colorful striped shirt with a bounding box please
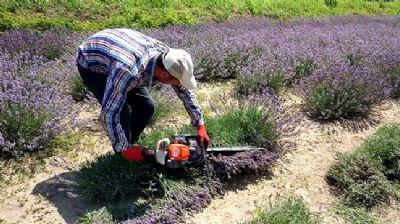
[76,28,204,153]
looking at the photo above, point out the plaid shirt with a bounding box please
[76,29,204,152]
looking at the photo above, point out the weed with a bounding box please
[325,0,338,8]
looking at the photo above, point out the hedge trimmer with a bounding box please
[139,134,262,169]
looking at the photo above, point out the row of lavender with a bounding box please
[147,16,400,119]
[148,16,399,84]
[1,16,399,156]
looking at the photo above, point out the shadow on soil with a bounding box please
[223,171,274,192]
[316,112,382,134]
[32,171,152,224]
[32,171,95,224]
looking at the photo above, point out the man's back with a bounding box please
[77,28,167,74]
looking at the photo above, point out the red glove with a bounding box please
[197,124,211,148]
[121,146,145,162]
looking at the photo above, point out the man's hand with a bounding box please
[121,146,145,162]
[197,124,211,149]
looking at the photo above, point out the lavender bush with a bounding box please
[0,27,86,156]
[327,125,400,208]
[124,168,221,224]
[236,70,286,95]
[78,153,157,202]
[119,148,279,224]
[4,17,394,102]
[2,17,396,99]
[0,52,75,157]
[120,147,279,224]
[296,64,392,120]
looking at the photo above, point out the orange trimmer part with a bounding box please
[168,143,190,161]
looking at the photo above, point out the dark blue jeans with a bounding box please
[78,66,155,146]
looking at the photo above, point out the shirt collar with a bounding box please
[144,54,159,86]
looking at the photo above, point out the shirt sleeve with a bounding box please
[171,85,204,127]
[100,61,136,153]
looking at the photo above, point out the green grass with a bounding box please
[327,125,400,208]
[76,207,115,224]
[1,0,400,31]
[148,87,184,124]
[361,125,400,182]
[246,197,319,224]
[139,102,277,148]
[236,72,286,95]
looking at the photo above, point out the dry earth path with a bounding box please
[189,94,400,224]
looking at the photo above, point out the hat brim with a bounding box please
[180,73,197,90]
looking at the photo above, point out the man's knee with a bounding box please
[127,87,155,119]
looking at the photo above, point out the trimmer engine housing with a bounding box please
[157,134,206,169]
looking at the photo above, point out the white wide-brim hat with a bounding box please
[162,48,197,90]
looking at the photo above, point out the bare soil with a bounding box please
[0,84,399,224]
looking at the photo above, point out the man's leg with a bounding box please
[77,66,132,143]
[126,87,155,143]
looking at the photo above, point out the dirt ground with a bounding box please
[0,84,399,224]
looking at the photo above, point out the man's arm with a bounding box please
[171,84,204,127]
[100,61,135,153]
